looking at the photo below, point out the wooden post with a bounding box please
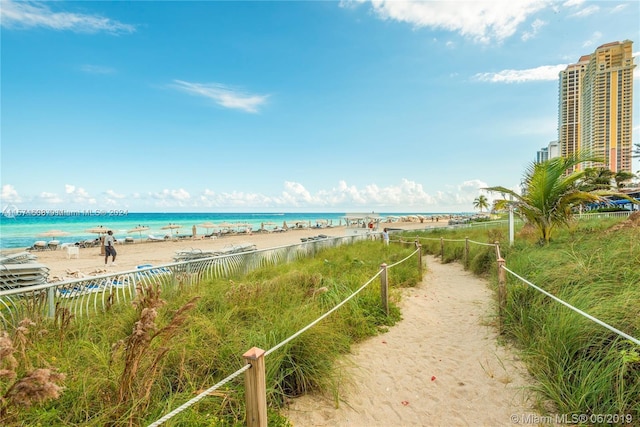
[415,242,423,276]
[440,237,444,261]
[243,347,267,427]
[464,237,469,269]
[496,258,506,333]
[380,263,388,316]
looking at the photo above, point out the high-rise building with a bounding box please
[557,40,635,173]
[535,140,560,164]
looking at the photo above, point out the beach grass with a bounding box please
[0,240,417,426]
[406,215,640,422]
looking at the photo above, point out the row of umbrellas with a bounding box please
[35,221,257,240]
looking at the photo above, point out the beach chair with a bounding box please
[32,241,47,251]
[66,246,80,259]
[48,240,60,250]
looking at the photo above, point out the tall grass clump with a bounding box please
[2,239,418,426]
[401,216,639,421]
[501,216,640,420]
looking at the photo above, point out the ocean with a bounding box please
[0,211,459,250]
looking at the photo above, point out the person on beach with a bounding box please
[104,230,117,266]
[382,228,389,245]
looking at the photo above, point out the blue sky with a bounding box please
[1,0,639,213]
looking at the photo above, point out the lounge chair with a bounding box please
[147,234,168,242]
[31,241,47,251]
[48,240,60,250]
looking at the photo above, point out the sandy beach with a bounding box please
[27,221,445,281]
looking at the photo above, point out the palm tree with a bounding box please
[615,171,636,189]
[473,195,489,213]
[579,167,615,192]
[485,153,606,244]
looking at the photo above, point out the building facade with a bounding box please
[557,40,635,173]
[536,140,560,163]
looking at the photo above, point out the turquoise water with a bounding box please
[0,212,459,250]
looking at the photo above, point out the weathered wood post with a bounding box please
[380,263,389,316]
[440,237,444,261]
[464,237,470,269]
[415,241,423,276]
[243,347,267,427]
[497,257,507,333]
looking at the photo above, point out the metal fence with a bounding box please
[0,234,371,328]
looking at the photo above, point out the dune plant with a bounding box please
[5,240,416,425]
[410,216,640,420]
[0,319,66,425]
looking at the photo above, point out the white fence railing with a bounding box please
[0,234,370,327]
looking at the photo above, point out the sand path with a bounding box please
[284,255,540,426]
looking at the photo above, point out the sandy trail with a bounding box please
[284,255,540,426]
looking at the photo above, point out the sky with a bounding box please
[1,0,639,213]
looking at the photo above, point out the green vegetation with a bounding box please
[473,195,489,213]
[485,153,605,244]
[0,240,419,426]
[406,214,640,422]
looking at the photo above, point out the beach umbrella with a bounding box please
[127,225,150,239]
[85,226,111,255]
[161,223,182,236]
[38,230,70,240]
[197,222,218,234]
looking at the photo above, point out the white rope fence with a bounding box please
[147,365,251,427]
[147,246,421,426]
[502,266,640,346]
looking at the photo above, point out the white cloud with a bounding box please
[582,31,602,48]
[570,4,599,18]
[0,0,135,34]
[610,4,627,14]
[38,192,63,204]
[196,179,476,211]
[521,18,546,41]
[0,184,21,203]
[345,0,549,44]
[473,64,567,83]
[171,80,269,113]
[0,178,507,212]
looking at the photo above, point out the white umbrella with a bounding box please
[197,222,218,233]
[161,224,183,236]
[85,226,111,235]
[38,229,70,239]
[128,225,150,239]
[85,226,111,255]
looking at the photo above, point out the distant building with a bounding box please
[535,140,560,163]
[557,40,635,173]
[536,147,549,163]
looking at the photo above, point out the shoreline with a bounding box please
[17,221,449,281]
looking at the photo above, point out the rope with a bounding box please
[265,270,383,357]
[386,247,420,269]
[147,364,251,427]
[466,239,496,247]
[502,266,640,346]
[148,244,419,425]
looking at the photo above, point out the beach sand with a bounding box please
[30,221,443,281]
[28,220,544,425]
[283,255,543,426]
